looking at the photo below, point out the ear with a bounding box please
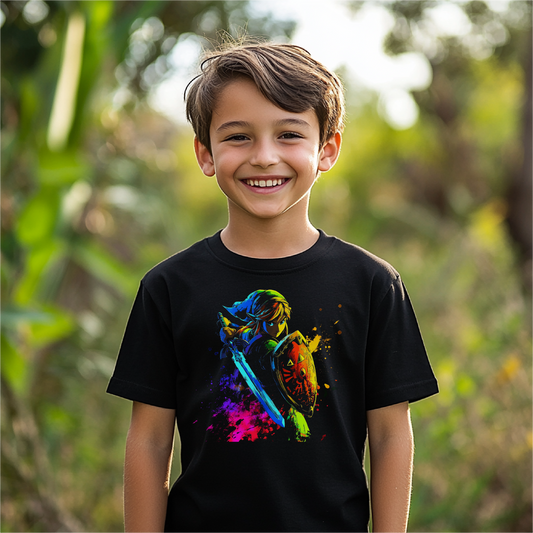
[318,132,342,172]
[194,137,215,176]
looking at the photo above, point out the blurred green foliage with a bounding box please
[1,1,531,531]
[1,2,294,530]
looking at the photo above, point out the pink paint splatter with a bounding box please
[214,396,278,442]
[208,368,281,442]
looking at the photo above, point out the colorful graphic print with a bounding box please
[208,367,282,442]
[211,289,320,442]
[272,331,318,417]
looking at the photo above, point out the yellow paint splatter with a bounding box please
[307,335,322,353]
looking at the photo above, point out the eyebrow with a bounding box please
[275,118,312,129]
[216,120,250,132]
[215,118,312,133]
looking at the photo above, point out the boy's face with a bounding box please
[195,77,340,223]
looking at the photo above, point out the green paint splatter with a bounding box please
[288,407,311,442]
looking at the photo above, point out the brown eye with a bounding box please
[280,132,303,140]
[225,134,249,142]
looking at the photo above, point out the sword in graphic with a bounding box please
[226,340,285,428]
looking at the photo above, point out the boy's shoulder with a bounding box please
[327,233,400,282]
[140,236,211,288]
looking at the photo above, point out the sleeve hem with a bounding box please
[106,376,176,409]
[366,378,439,411]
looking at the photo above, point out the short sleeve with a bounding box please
[106,280,178,409]
[365,275,438,410]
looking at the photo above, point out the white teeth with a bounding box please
[246,178,285,187]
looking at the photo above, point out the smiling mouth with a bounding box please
[243,178,288,188]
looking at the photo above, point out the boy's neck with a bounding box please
[220,211,319,259]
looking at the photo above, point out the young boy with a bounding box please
[107,42,438,532]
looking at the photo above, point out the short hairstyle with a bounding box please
[185,42,345,153]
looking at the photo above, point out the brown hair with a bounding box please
[185,42,345,153]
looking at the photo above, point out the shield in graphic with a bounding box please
[271,331,317,417]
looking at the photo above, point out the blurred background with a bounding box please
[1,1,531,531]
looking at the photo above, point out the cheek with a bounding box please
[295,147,322,174]
[215,150,248,178]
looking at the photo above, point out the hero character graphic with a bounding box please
[214,290,319,442]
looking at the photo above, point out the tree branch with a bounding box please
[507,16,533,295]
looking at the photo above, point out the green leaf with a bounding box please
[16,188,61,246]
[1,333,29,394]
[86,1,114,29]
[27,304,76,348]
[18,76,40,143]
[1,307,55,329]
[38,150,92,186]
[2,304,75,349]
[72,241,137,296]
[13,240,65,305]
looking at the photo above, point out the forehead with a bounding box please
[210,77,319,132]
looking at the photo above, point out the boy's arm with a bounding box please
[124,401,176,532]
[367,401,414,533]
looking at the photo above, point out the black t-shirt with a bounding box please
[107,230,438,532]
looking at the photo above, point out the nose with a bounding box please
[249,138,280,168]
